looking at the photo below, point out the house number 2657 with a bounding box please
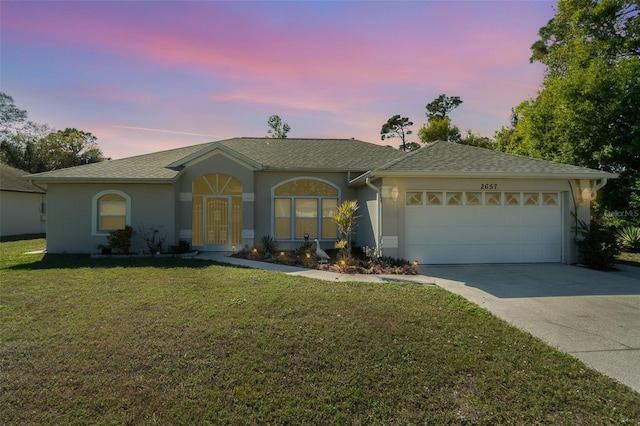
[480,184,498,190]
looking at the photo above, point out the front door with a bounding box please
[205,196,231,250]
[192,173,243,250]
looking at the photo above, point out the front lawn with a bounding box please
[2,239,639,424]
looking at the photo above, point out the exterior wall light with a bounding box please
[391,186,399,203]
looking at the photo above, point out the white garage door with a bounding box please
[405,191,562,264]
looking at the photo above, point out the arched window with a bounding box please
[92,190,131,235]
[273,178,338,240]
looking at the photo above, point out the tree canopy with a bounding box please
[425,94,463,121]
[0,92,105,173]
[380,115,414,151]
[498,0,639,214]
[266,115,291,138]
[0,93,27,133]
[418,94,463,144]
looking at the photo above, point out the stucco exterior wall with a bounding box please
[46,183,176,253]
[0,191,46,237]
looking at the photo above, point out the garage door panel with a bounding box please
[405,191,562,264]
[520,243,561,261]
[446,208,473,224]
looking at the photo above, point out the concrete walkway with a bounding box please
[196,253,640,393]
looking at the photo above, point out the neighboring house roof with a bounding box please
[0,164,46,193]
[24,138,615,183]
[351,141,616,183]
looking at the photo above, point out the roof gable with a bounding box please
[168,142,263,170]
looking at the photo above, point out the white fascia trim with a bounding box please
[366,171,618,180]
[28,178,176,184]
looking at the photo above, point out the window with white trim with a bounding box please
[273,179,338,240]
[426,192,442,205]
[92,190,131,235]
[446,192,462,205]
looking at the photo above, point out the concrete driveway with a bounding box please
[422,263,640,393]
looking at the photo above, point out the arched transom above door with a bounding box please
[193,173,242,196]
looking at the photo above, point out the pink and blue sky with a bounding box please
[2,1,556,159]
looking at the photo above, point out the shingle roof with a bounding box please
[205,138,405,171]
[369,141,615,179]
[26,143,214,182]
[25,138,614,183]
[26,138,406,182]
[0,164,46,193]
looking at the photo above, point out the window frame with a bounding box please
[92,190,131,236]
[272,177,340,241]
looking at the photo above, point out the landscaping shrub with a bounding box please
[616,226,640,253]
[170,239,192,254]
[138,224,167,254]
[107,225,134,254]
[574,217,620,270]
[260,235,278,256]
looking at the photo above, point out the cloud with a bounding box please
[112,126,216,138]
[2,1,556,158]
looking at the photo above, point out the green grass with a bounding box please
[2,239,639,425]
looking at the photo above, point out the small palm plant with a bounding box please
[260,235,279,256]
[616,226,640,253]
[332,200,360,262]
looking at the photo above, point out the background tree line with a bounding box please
[0,93,105,173]
[380,0,639,219]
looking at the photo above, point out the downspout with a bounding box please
[29,180,48,237]
[365,177,382,257]
[592,178,607,195]
[28,180,48,194]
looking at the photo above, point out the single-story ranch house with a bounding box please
[25,138,615,264]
